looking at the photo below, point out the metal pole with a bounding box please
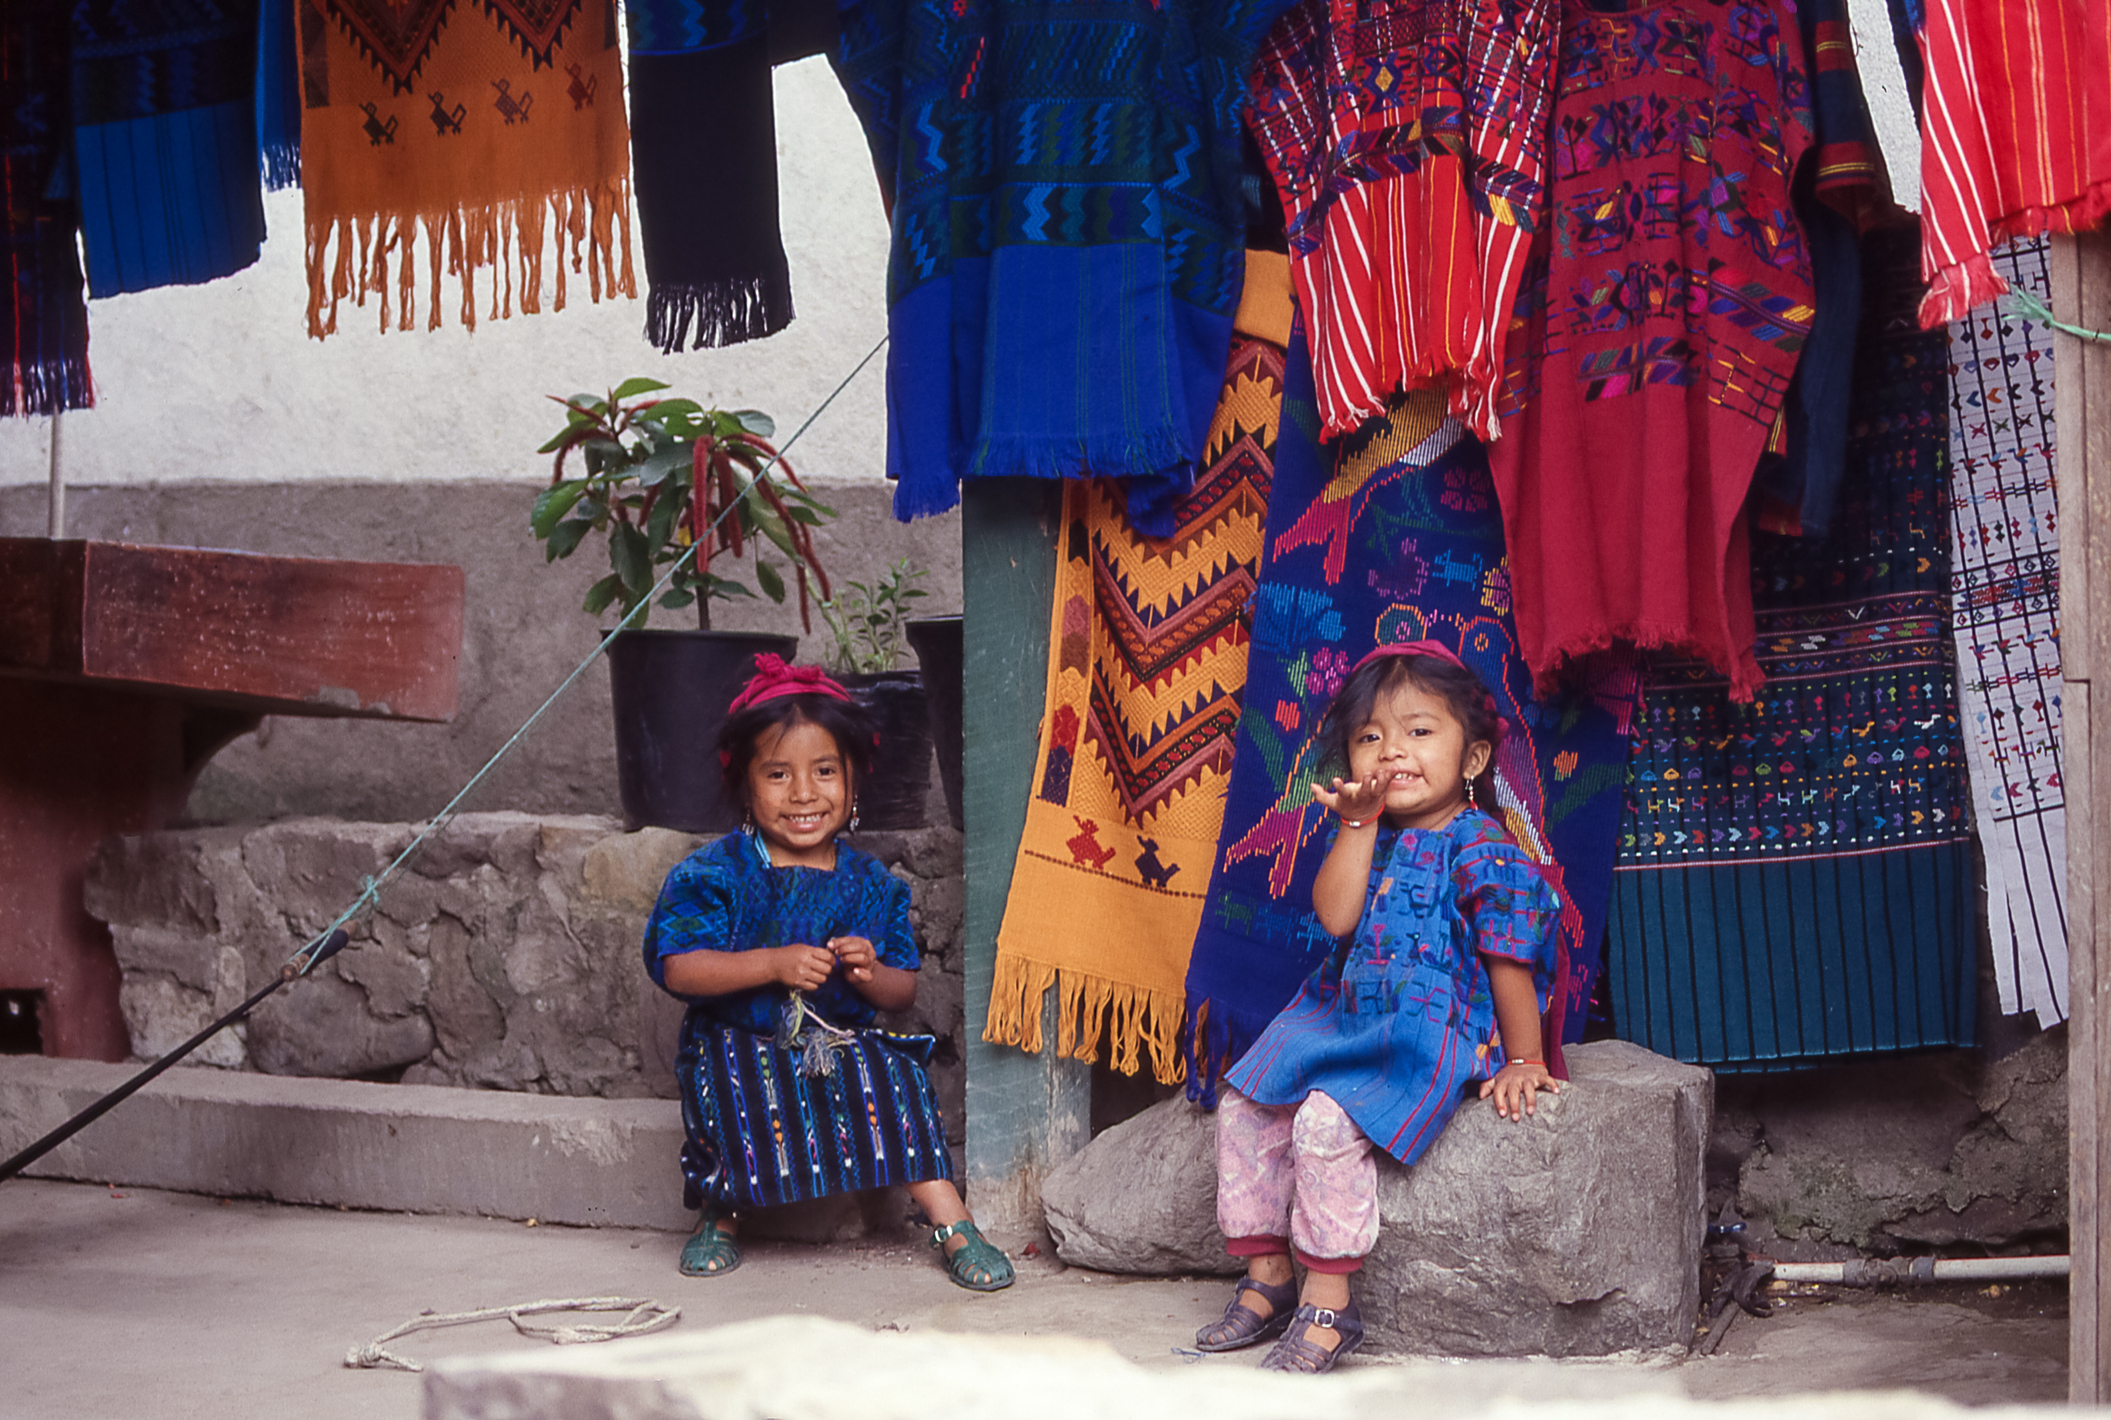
[46,410,64,539]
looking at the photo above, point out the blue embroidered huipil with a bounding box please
[1224,809,1561,1165]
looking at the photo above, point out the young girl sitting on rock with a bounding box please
[642,655,1012,1291]
[1198,642,1561,1372]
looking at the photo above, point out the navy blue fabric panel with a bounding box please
[1609,848,1973,1069]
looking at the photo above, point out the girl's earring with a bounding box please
[1466,779,1478,808]
[846,801,861,835]
[742,809,756,837]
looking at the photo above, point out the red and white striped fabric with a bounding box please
[1249,0,1557,443]
[1916,0,2111,325]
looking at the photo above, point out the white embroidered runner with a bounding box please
[1945,236,2066,1023]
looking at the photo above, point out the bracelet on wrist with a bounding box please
[1339,815,1374,829]
[1505,1057,1546,1070]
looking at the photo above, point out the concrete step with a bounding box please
[0,1056,691,1230]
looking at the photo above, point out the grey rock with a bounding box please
[118,973,248,1067]
[82,831,229,935]
[1041,1041,1711,1358]
[245,970,436,1078]
[334,942,432,1019]
[1042,1093,1242,1277]
[637,984,688,1099]
[580,827,702,914]
[1360,1039,1711,1356]
[108,926,225,993]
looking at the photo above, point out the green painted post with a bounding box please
[960,479,1092,1239]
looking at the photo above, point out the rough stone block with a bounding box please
[1041,1040,1711,1357]
[118,972,247,1067]
[581,826,701,913]
[1042,1087,1240,1277]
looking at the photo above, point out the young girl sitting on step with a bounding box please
[642,655,1012,1291]
[1198,642,1561,1371]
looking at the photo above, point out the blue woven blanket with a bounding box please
[835,0,1295,529]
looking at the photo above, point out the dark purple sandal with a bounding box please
[1258,1302,1365,1374]
[1194,1274,1299,1352]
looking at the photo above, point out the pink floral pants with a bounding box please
[1214,1086,1377,1273]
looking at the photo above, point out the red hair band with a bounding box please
[718,654,864,769]
[1349,639,1508,750]
[726,653,854,716]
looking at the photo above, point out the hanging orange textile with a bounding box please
[296,0,634,337]
[982,255,1290,1084]
[1916,0,2111,325]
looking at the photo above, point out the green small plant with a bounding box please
[819,558,929,674]
[530,377,834,630]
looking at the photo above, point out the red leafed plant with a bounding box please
[531,377,834,630]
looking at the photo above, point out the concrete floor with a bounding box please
[0,1179,2069,1419]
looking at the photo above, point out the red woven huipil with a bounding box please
[1487,0,1814,702]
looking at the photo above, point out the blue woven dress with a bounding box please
[644,833,954,1212]
[1223,809,1561,1165]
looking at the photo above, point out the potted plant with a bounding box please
[531,377,834,833]
[818,560,935,830]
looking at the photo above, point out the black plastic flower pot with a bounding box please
[837,670,933,831]
[904,615,963,831]
[606,629,798,833]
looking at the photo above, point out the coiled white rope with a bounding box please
[345,1295,680,1373]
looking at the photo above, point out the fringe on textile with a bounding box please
[1178,994,1283,1109]
[645,274,794,352]
[1917,251,2010,329]
[982,954,1189,1086]
[3,356,95,417]
[1919,180,2111,327]
[261,140,301,192]
[303,179,635,339]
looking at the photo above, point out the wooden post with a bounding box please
[959,480,1092,1240]
[2057,228,2111,1404]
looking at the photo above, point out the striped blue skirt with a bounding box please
[675,1008,954,1213]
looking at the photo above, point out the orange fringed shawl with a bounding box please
[296,0,634,337]
[982,257,1291,1084]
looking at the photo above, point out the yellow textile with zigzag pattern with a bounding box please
[984,263,1288,1082]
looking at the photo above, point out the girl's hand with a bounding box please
[1311,772,1388,826]
[772,943,837,993]
[1478,1057,1560,1121]
[828,936,878,984]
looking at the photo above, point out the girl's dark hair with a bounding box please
[717,692,878,804]
[1315,652,1502,803]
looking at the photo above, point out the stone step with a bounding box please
[0,1055,691,1230]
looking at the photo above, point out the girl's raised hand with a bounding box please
[1478,1058,1561,1121]
[1311,771,1388,825]
[828,936,878,983]
[773,943,837,993]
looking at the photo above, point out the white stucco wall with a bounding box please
[0,57,891,490]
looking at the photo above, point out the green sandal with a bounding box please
[930,1219,1014,1292]
[679,1213,742,1276]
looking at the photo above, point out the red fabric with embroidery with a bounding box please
[1486,0,1815,703]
